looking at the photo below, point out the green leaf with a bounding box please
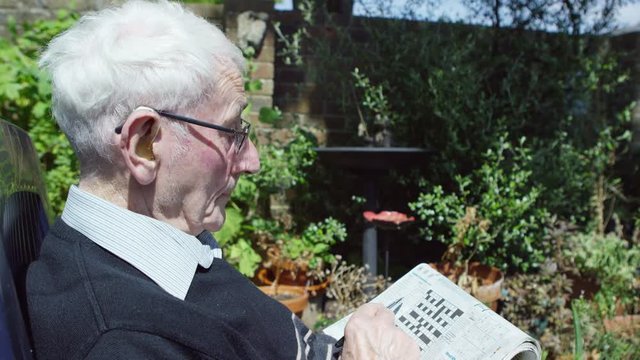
[214,207,243,246]
[244,79,262,92]
[226,239,260,277]
[32,102,48,119]
[571,301,584,360]
[312,243,329,254]
[258,106,282,124]
[0,83,24,100]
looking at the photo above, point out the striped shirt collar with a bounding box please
[61,185,222,300]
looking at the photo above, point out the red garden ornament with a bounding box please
[362,211,415,230]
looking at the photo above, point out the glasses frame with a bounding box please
[115,108,251,153]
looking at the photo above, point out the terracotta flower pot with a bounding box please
[429,262,504,311]
[603,314,640,333]
[258,285,309,317]
[256,267,331,296]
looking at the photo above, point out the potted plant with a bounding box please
[322,255,390,321]
[256,217,347,295]
[409,136,550,309]
[212,127,326,314]
[247,217,345,317]
[426,205,504,311]
[257,284,310,317]
[563,231,640,332]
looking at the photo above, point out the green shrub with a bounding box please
[410,135,550,272]
[277,0,633,230]
[287,217,347,269]
[252,127,317,193]
[0,11,80,215]
[564,232,640,316]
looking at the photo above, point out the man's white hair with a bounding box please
[40,0,245,176]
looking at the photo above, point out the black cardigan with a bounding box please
[27,219,336,359]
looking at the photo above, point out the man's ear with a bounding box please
[118,108,161,186]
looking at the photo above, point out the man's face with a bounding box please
[154,66,260,234]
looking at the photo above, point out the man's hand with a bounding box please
[340,303,420,360]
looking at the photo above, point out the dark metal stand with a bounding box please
[384,232,390,279]
[362,175,378,275]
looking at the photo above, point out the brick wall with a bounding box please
[271,13,640,149]
[271,11,359,147]
[225,7,277,144]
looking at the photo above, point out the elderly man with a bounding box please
[26,1,419,359]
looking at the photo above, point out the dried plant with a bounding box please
[322,256,390,319]
[501,261,574,357]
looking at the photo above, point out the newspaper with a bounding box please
[322,263,541,360]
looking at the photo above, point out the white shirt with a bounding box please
[61,185,221,300]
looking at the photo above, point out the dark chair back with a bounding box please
[0,119,51,360]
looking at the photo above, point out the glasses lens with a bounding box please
[235,120,250,152]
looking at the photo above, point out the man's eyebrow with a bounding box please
[232,101,248,121]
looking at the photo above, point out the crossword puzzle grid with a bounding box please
[398,289,464,348]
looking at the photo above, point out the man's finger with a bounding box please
[354,302,386,317]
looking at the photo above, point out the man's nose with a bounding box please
[233,138,260,175]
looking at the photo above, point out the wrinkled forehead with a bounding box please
[214,64,247,113]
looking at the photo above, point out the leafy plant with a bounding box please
[224,237,262,277]
[248,216,348,292]
[274,0,633,234]
[351,67,397,146]
[272,0,315,66]
[0,10,80,215]
[253,127,317,193]
[409,134,550,272]
[564,232,640,316]
[568,298,640,360]
[266,217,347,277]
[572,300,585,360]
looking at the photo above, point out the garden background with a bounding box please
[1,0,639,358]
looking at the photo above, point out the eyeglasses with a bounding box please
[115,108,251,153]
